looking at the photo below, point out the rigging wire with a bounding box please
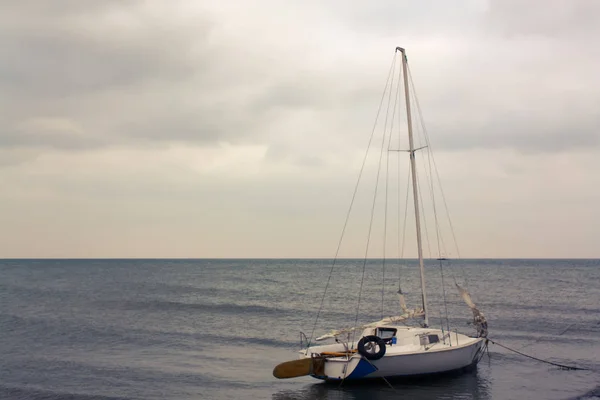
[438,259,451,342]
[352,54,397,347]
[399,164,411,293]
[415,163,433,259]
[382,57,403,318]
[406,67,453,337]
[396,65,409,295]
[417,149,452,338]
[382,156,389,320]
[380,52,400,320]
[382,144,389,321]
[305,54,397,350]
[404,62,452,335]
[407,65,470,289]
[418,131,449,257]
[406,68,471,347]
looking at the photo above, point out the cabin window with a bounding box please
[376,328,397,341]
[428,335,440,344]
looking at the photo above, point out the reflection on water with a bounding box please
[272,368,491,400]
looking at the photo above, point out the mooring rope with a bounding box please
[487,338,592,371]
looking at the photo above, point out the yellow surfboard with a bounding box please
[273,358,313,379]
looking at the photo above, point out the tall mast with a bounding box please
[397,46,429,327]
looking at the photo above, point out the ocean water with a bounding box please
[0,259,599,400]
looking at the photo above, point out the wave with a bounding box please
[0,385,133,400]
[568,385,600,400]
[481,301,600,315]
[101,298,298,317]
[0,312,296,350]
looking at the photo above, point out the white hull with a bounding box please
[367,339,483,377]
[303,327,485,381]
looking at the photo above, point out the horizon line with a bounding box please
[1,257,599,260]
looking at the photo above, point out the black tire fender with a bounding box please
[357,335,386,360]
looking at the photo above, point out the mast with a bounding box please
[396,46,429,327]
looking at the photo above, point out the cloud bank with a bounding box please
[1,0,599,257]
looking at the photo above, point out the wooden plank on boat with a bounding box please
[273,358,312,379]
[320,350,356,357]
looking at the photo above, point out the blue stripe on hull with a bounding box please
[346,359,378,379]
[311,359,378,381]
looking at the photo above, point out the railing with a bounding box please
[300,331,309,350]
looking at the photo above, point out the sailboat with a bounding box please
[273,47,488,382]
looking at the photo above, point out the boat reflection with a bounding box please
[272,368,491,400]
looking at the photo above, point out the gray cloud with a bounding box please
[0,1,205,97]
[486,0,600,38]
[0,148,41,167]
[1,0,597,159]
[0,0,224,152]
[0,117,108,150]
[314,0,484,36]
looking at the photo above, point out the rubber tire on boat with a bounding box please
[357,335,386,360]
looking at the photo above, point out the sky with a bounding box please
[1,0,599,258]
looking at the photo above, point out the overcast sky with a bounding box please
[1,0,599,258]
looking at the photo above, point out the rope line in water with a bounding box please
[487,338,592,371]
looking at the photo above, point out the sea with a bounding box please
[0,259,598,400]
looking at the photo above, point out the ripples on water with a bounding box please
[0,259,599,399]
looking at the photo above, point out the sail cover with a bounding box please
[315,308,425,341]
[456,283,488,337]
[397,290,409,313]
[315,289,426,341]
